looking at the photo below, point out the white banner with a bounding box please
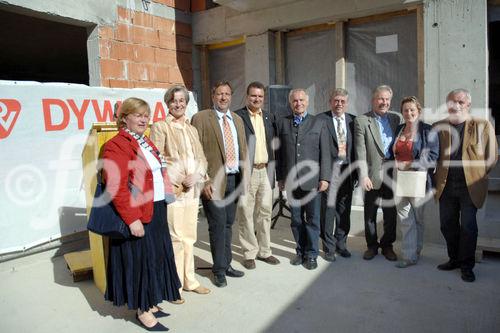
[0,81,198,254]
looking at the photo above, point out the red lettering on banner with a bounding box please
[42,99,70,131]
[93,100,117,122]
[41,98,164,132]
[67,99,90,129]
[0,99,22,139]
[153,102,166,122]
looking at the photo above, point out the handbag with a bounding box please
[87,174,130,239]
[395,169,427,198]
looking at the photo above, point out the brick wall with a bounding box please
[98,2,192,89]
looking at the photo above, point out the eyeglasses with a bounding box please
[129,113,150,120]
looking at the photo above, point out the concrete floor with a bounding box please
[1,211,500,333]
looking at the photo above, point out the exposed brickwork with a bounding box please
[99,4,192,89]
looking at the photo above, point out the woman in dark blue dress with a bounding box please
[102,97,181,331]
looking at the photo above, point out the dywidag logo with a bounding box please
[0,99,21,139]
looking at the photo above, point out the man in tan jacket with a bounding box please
[191,81,248,288]
[434,88,498,282]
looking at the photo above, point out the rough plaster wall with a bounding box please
[424,0,488,121]
[245,33,272,88]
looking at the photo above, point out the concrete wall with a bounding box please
[0,0,116,26]
[244,32,274,87]
[423,0,488,118]
[193,0,420,44]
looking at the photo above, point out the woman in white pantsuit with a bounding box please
[150,86,211,302]
[392,96,439,268]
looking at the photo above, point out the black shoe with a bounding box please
[136,314,169,331]
[290,255,303,266]
[437,260,460,271]
[153,310,170,318]
[213,274,227,288]
[226,266,245,278]
[335,248,351,258]
[461,269,476,282]
[324,252,336,262]
[303,258,318,270]
[363,248,378,260]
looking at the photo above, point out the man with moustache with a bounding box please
[317,88,357,260]
[354,85,402,261]
[191,81,248,287]
[434,88,498,282]
[235,82,280,269]
[276,88,332,270]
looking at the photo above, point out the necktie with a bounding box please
[293,115,303,127]
[336,117,347,158]
[222,115,237,169]
[336,117,346,143]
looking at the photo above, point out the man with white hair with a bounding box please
[434,88,498,282]
[276,88,332,270]
[354,85,402,261]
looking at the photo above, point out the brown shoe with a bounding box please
[243,259,256,269]
[257,255,280,265]
[170,298,185,305]
[190,285,211,294]
[382,247,398,261]
[363,248,378,260]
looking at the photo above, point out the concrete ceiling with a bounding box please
[213,0,301,12]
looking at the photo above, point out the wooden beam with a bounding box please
[200,45,211,109]
[275,31,286,85]
[335,21,346,89]
[286,22,335,38]
[349,9,416,26]
[208,36,246,50]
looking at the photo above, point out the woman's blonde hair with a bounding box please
[116,97,151,128]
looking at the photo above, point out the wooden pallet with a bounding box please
[475,237,500,262]
[64,250,93,282]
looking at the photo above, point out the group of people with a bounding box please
[100,81,497,331]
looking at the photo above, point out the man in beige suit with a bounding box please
[434,88,498,282]
[354,85,402,261]
[191,81,248,288]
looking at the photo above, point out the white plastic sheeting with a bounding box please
[0,81,198,254]
[208,44,246,111]
[285,28,336,115]
[346,13,418,115]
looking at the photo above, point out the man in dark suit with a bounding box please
[191,81,248,287]
[276,88,332,270]
[354,85,402,261]
[235,82,280,270]
[317,88,357,261]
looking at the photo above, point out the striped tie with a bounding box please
[222,115,237,169]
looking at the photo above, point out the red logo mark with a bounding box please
[0,99,21,139]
